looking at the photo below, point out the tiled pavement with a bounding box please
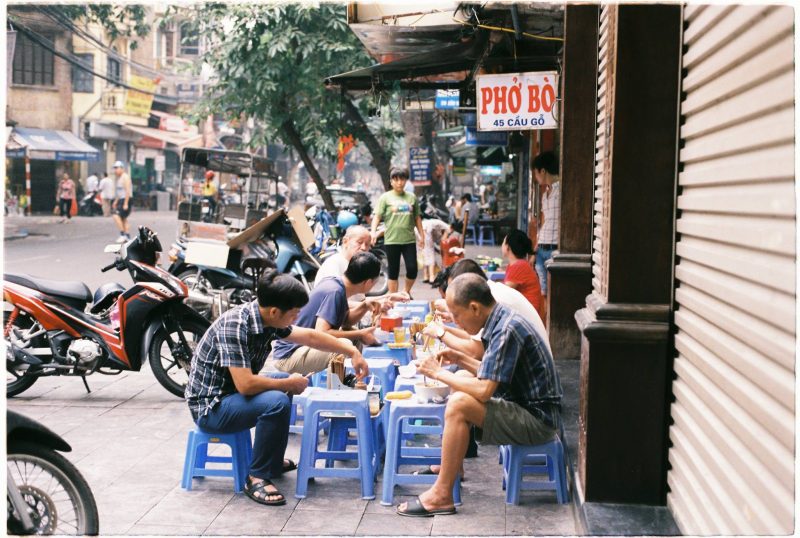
[7,357,580,536]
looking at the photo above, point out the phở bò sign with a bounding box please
[476,72,558,131]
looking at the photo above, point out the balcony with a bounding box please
[100,87,149,127]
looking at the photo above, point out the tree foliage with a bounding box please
[52,5,150,48]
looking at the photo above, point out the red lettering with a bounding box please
[492,86,508,114]
[542,83,556,112]
[508,84,522,113]
[480,87,493,115]
[527,85,541,113]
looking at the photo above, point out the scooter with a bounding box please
[7,410,99,535]
[4,226,210,398]
[78,190,103,217]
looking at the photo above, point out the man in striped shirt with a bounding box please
[533,151,560,298]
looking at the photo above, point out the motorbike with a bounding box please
[419,193,450,221]
[78,190,103,217]
[4,226,210,398]
[7,410,99,535]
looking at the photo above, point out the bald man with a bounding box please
[314,225,372,285]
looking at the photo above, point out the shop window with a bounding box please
[12,32,55,86]
[72,53,94,93]
[179,23,199,56]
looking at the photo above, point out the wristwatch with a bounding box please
[435,325,445,339]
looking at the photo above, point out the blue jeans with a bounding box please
[535,247,555,296]
[197,372,291,481]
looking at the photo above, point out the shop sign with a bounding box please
[154,155,165,171]
[409,146,432,185]
[465,127,508,147]
[435,89,460,110]
[125,75,157,118]
[476,71,558,131]
[480,165,503,176]
[135,151,147,166]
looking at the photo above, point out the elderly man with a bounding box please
[397,274,562,517]
[314,225,372,285]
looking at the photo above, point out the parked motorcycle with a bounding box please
[7,409,99,535]
[78,190,103,217]
[4,226,210,398]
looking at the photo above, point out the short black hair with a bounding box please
[532,151,559,175]
[390,167,409,179]
[448,273,495,307]
[504,229,535,258]
[257,270,309,310]
[344,251,381,284]
[460,193,473,203]
[449,259,487,281]
[431,265,452,290]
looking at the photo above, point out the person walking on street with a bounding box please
[56,173,76,223]
[111,161,133,243]
[532,151,560,299]
[98,172,114,217]
[186,270,366,506]
[371,167,424,297]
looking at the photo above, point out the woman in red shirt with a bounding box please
[501,229,544,317]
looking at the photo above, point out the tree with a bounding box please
[188,3,396,211]
[38,5,150,48]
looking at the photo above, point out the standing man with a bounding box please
[271,252,381,376]
[111,161,132,243]
[85,173,99,197]
[186,270,367,506]
[56,173,76,223]
[532,151,560,301]
[397,274,562,517]
[98,171,114,217]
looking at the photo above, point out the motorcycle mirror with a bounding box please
[104,244,121,253]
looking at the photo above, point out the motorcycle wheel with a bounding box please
[5,310,40,398]
[7,440,99,536]
[148,318,206,397]
[366,249,390,297]
[177,270,213,319]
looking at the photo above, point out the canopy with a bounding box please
[122,124,202,149]
[6,127,100,161]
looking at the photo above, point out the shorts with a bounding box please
[476,398,556,445]
[114,204,131,219]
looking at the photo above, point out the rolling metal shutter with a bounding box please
[668,5,795,534]
[592,4,616,300]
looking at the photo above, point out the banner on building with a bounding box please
[476,71,558,131]
[125,75,157,117]
[409,146,432,185]
[435,89,460,110]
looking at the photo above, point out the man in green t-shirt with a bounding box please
[371,167,425,297]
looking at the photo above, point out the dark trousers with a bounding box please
[197,372,291,480]
[385,242,418,280]
[59,198,72,219]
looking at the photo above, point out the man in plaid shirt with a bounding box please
[185,270,367,506]
[397,273,561,517]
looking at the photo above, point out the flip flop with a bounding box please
[244,477,286,506]
[411,466,466,481]
[282,459,297,473]
[396,496,456,518]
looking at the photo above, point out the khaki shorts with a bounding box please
[476,398,556,446]
[270,337,352,376]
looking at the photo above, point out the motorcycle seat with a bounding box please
[4,273,92,305]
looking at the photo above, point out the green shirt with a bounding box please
[377,190,420,245]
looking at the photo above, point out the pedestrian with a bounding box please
[532,151,560,299]
[501,229,544,319]
[185,270,366,506]
[98,172,114,217]
[396,274,561,517]
[202,170,218,219]
[111,161,133,243]
[86,173,99,196]
[370,167,425,297]
[56,173,76,223]
[421,218,450,284]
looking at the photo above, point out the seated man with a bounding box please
[270,251,383,376]
[314,225,371,285]
[397,274,562,517]
[185,270,366,507]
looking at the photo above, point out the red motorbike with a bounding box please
[4,227,210,398]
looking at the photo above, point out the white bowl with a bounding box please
[398,364,417,378]
[415,381,450,402]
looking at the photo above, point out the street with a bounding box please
[4,212,578,536]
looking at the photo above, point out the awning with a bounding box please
[5,127,100,161]
[121,124,203,149]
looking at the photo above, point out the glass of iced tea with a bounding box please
[393,327,406,344]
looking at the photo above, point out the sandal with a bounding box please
[396,496,456,518]
[411,466,467,481]
[282,459,297,473]
[244,477,286,506]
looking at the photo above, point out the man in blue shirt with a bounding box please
[271,251,383,376]
[397,273,562,517]
[186,270,365,507]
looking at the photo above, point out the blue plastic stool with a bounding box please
[501,437,568,505]
[324,407,386,475]
[290,388,328,434]
[296,390,376,500]
[392,305,428,319]
[464,224,478,245]
[394,374,424,393]
[346,358,396,397]
[362,346,412,365]
[478,225,496,246]
[181,427,252,493]
[380,400,461,506]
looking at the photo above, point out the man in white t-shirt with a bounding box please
[98,172,115,217]
[314,225,372,285]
